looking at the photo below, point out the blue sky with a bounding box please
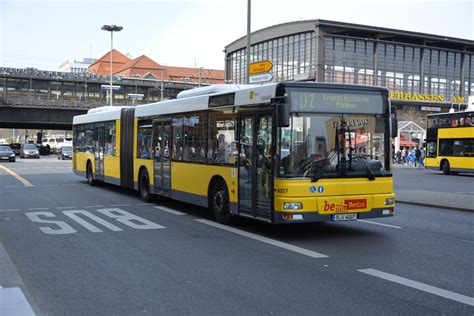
[1,0,472,70]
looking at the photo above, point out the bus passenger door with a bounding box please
[95,124,105,180]
[238,112,274,221]
[152,119,171,196]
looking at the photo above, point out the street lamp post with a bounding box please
[101,24,123,106]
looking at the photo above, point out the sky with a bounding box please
[0,0,473,71]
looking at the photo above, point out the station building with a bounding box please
[224,20,474,131]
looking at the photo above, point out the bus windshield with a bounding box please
[279,113,390,179]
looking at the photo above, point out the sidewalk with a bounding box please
[396,189,474,212]
[393,165,473,212]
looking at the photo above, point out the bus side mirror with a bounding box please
[272,97,289,127]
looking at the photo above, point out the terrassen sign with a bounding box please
[390,92,465,103]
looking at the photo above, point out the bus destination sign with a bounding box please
[289,89,384,114]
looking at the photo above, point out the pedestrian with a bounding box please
[402,147,407,165]
[419,147,425,168]
[414,146,421,168]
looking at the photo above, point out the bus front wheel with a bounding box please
[139,169,152,202]
[210,180,232,225]
[442,161,450,175]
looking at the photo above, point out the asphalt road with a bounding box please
[0,157,473,315]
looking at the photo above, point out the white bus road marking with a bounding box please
[63,210,123,232]
[154,206,186,216]
[357,219,402,229]
[25,208,165,234]
[0,165,34,187]
[359,268,474,307]
[196,219,329,259]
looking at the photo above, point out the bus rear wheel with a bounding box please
[86,162,96,186]
[210,180,233,225]
[139,169,152,202]
[442,161,450,175]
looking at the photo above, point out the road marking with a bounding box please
[154,206,186,216]
[0,209,21,212]
[56,206,77,209]
[63,210,123,232]
[136,203,151,206]
[0,287,35,316]
[196,219,329,259]
[84,205,104,208]
[0,165,34,187]
[28,207,49,211]
[43,184,58,187]
[4,185,20,188]
[358,219,402,229]
[358,268,474,306]
[110,204,130,207]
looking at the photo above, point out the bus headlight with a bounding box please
[283,202,302,210]
[384,198,395,205]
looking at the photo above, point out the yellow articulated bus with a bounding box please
[72,82,396,224]
[425,110,474,175]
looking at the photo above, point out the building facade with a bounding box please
[224,20,474,126]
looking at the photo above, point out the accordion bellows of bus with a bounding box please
[72,82,396,225]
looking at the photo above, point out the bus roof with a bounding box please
[73,82,390,125]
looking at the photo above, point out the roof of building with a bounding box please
[89,50,224,84]
[113,55,169,79]
[88,49,131,75]
[225,19,474,53]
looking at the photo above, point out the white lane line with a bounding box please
[136,203,152,206]
[154,206,186,216]
[0,287,35,316]
[4,185,20,188]
[359,269,474,306]
[196,219,329,259]
[358,219,402,229]
[84,205,104,208]
[110,204,130,207]
[0,209,21,212]
[28,207,49,211]
[56,206,77,209]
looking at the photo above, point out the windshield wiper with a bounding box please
[310,149,337,182]
[346,125,375,181]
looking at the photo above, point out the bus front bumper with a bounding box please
[273,207,394,224]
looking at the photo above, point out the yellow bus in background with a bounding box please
[425,110,474,175]
[72,82,396,224]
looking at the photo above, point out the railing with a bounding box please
[0,96,142,110]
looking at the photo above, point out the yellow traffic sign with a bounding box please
[249,61,273,75]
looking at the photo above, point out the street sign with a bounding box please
[249,73,273,84]
[100,85,121,90]
[249,61,273,75]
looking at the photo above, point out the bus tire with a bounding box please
[442,160,450,175]
[86,161,96,186]
[210,179,233,225]
[139,169,152,202]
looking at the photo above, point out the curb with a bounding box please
[395,200,473,213]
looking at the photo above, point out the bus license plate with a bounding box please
[332,213,357,221]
